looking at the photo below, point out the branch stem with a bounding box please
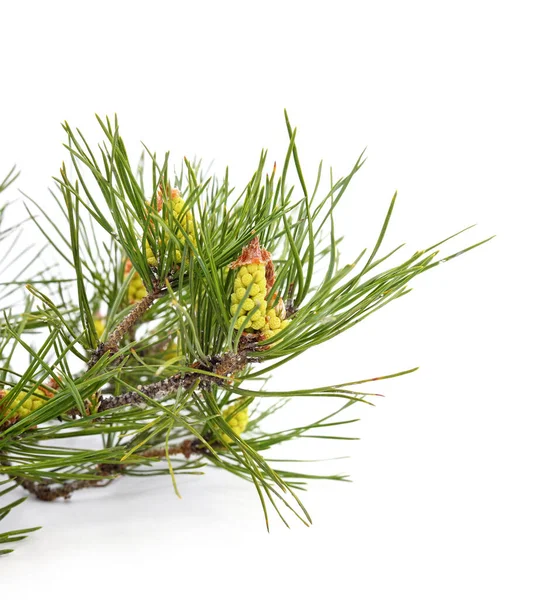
[16,463,124,501]
[89,287,163,368]
[16,442,204,502]
[98,349,250,411]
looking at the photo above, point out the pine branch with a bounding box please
[0,115,492,547]
[17,470,116,501]
[88,286,164,367]
[96,352,249,410]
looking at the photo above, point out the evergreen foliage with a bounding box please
[0,114,490,551]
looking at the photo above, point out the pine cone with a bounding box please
[125,259,147,304]
[11,392,47,419]
[231,263,268,331]
[229,237,290,342]
[145,188,196,267]
[221,401,249,444]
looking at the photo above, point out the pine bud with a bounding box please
[221,401,249,444]
[231,263,268,330]
[229,237,290,343]
[125,259,147,304]
[229,237,272,332]
[2,391,47,419]
[145,187,196,267]
[17,393,47,418]
[261,310,290,339]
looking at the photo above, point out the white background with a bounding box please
[1,1,534,598]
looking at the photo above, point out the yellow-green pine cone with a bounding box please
[94,317,105,339]
[145,188,196,267]
[146,242,157,267]
[169,191,196,254]
[12,392,46,419]
[231,263,268,331]
[128,271,147,304]
[221,402,249,444]
[261,307,290,340]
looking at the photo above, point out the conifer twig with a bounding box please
[16,463,124,501]
[0,115,491,550]
[16,442,202,502]
[96,348,252,411]
[139,438,204,460]
[88,287,164,367]
[18,475,113,501]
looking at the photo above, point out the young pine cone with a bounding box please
[0,389,47,420]
[220,401,249,444]
[125,259,147,304]
[145,187,196,268]
[230,237,289,340]
[231,263,268,331]
[262,297,290,339]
